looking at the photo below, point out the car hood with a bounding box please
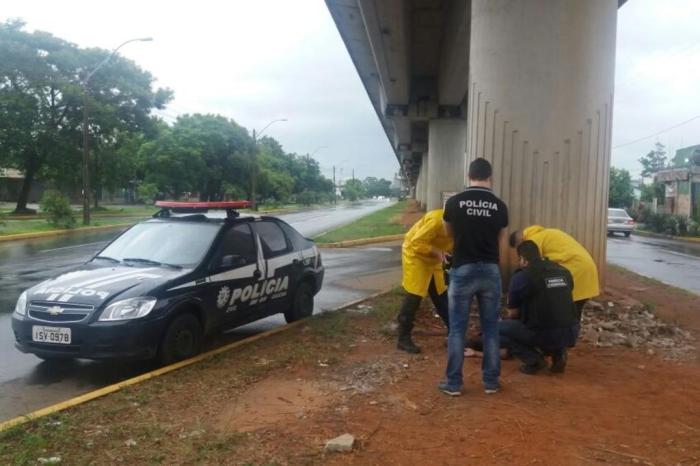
[26,263,190,308]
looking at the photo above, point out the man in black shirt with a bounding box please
[439,158,509,396]
[500,240,579,374]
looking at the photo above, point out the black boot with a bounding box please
[397,293,421,354]
[551,348,568,373]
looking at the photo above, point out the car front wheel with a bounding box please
[159,313,203,365]
[624,231,631,237]
[284,282,314,323]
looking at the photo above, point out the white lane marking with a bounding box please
[39,241,107,253]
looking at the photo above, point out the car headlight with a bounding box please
[14,291,28,316]
[99,297,157,321]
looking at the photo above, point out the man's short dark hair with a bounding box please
[468,157,492,181]
[517,240,541,263]
[509,231,522,248]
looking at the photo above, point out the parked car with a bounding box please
[607,208,635,237]
[12,201,324,364]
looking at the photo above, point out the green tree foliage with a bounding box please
[342,179,365,201]
[638,142,667,178]
[608,167,634,208]
[362,177,392,197]
[0,20,172,213]
[137,114,252,200]
[640,181,665,203]
[0,22,336,209]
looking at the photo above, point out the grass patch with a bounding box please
[0,216,140,236]
[313,201,409,243]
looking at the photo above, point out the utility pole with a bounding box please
[250,128,257,211]
[352,168,355,181]
[81,37,152,225]
[332,165,336,204]
[250,119,287,211]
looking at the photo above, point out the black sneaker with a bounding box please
[520,359,548,375]
[397,339,421,354]
[551,350,568,373]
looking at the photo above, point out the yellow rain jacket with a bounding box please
[523,225,600,302]
[401,209,453,297]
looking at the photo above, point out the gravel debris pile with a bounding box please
[580,300,696,360]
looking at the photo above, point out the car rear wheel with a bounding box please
[159,313,203,365]
[284,281,314,323]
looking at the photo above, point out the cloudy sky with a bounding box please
[2,0,699,181]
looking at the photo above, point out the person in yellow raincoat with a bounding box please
[397,209,453,353]
[509,225,599,319]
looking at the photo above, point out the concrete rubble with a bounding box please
[580,301,696,360]
[325,433,355,452]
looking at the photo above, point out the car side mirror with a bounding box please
[219,254,247,270]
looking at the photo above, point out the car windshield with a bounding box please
[608,209,629,218]
[95,221,220,268]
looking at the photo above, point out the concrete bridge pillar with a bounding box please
[420,152,429,210]
[426,119,467,211]
[467,0,617,278]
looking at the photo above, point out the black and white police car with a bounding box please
[12,201,324,364]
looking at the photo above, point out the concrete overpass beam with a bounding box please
[426,119,467,210]
[468,0,617,278]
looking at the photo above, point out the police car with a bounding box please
[11,201,324,364]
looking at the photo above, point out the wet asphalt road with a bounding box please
[0,200,400,421]
[606,233,700,294]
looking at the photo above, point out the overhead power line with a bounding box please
[612,114,700,149]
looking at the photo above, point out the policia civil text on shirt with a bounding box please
[397,209,453,353]
[439,158,509,396]
[499,240,580,375]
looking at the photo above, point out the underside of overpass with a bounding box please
[326,0,626,279]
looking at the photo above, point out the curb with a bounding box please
[317,234,405,248]
[0,288,396,433]
[0,223,134,243]
[633,230,700,244]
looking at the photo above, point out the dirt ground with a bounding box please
[2,265,699,466]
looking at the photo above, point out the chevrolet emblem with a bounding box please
[47,306,64,316]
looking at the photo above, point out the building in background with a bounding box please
[655,164,700,219]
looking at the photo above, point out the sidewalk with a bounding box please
[1,265,698,465]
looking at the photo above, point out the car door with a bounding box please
[206,223,260,327]
[251,220,300,317]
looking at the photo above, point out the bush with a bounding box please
[136,183,159,205]
[40,190,75,229]
[688,220,700,237]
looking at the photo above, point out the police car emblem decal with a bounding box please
[217,286,231,309]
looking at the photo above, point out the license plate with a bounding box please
[32,326,71,345]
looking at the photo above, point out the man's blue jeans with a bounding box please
[445,263,501,390]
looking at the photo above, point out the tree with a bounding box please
[342,179,365,201]
[640,181,665,204]
[0,20,172,212]
[638,142,667,178]
[609,167,634,208]
[137,114,253,200]
[362,177,392,197]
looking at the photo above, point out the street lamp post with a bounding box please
[81,37,152,225]
[250,118,287,211]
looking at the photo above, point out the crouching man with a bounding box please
[397,209,452,353]
[500,240,579,374]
